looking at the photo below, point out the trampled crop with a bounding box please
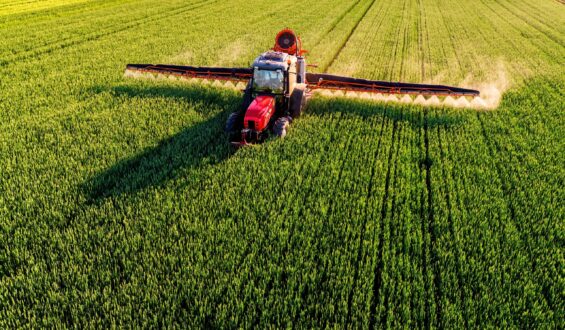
[0,0,563,328]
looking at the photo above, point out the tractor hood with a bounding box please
[244,95,275,132]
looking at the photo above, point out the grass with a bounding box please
[0,0,564,327]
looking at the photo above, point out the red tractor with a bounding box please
[126,29,479,146]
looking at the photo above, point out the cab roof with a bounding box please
[252,51,291,71]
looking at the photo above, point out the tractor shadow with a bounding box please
[84,84,241,203]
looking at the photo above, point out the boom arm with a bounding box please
[126,64,253,83]
[306,73,480,97]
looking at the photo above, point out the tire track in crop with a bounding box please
[316,0,364,41]
[235,137,319,326]
[323,0,377,72]
[0,0,191,59]
[384,0,407,81]
[287,0,364,69]
[219,127,319,326]
[345,107,388,325]
[313,126,356,325]
[516,0,565,36]
[238,113,344,327]
[475,0,558,65]
[344,0,394,79]
[418,126,430,330]
[437,123,469,329]
[0,0,137,58]
[408,109,425,328]
[0,0,134,31]
[420,0,435,81]
[496,0,565,48]
[459,0,549,81]
[220,2,381,318]
[396,0,412,81]
[234,157,311,326]
[444,126,482,326]
[284,116,351,326]
[444,3,538,323]
[434,0,465,74]
[313,113,380,326]
[0,0,218,67]
[480,0,564,58]
[423,109,443,329]
[432,4,520,320]
[417,0,428,81]
[381,115,404,327]
[368,117,399,329]
[476,113,556,315]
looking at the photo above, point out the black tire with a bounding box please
[289,83,307,119]
[225,112,242,132]
[273,116,291,138]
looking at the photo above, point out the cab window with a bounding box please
[253,69,284,93]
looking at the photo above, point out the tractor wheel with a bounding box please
[289,83,307,119]
[273,116,291,138]
[225,112,242,132]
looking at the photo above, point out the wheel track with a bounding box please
[435,0,466,75]
[381,113,405,327]
[396,0,411,81]
[453,3,561,318]
[368,118,399,329]
[0,0,202,59]
[475,112,557,316]
[437,122,469,328]
[344,107,388,325]
[476,0,558,65]
[316,113,382,326]
[319,0,364,39]
[235,133,324,327]
[496,0,565,48]
[0,0,218,67]
[423,109,443,329]
[385,0,408,81]
[323,0,377,72]
[284,115,350,326]
[447,2,542,325]
[312,130,355,325]
[354,0,394,79]
[238,113,345,327]
[417,0,427,81]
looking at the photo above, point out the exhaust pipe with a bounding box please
[297,56,306,83]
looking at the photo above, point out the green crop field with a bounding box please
[1,0,563,327]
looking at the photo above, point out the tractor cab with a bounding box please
[224,30,309,146]
[251,51,296,95]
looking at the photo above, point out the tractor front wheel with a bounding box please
[225,112,242,132]
[273,116,291,138]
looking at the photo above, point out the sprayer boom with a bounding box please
[125,28,488,146]
[306,73,479,97]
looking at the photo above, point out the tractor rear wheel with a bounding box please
[273,116,291,138]
[225,112,242,132]
[289,83,307,119]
